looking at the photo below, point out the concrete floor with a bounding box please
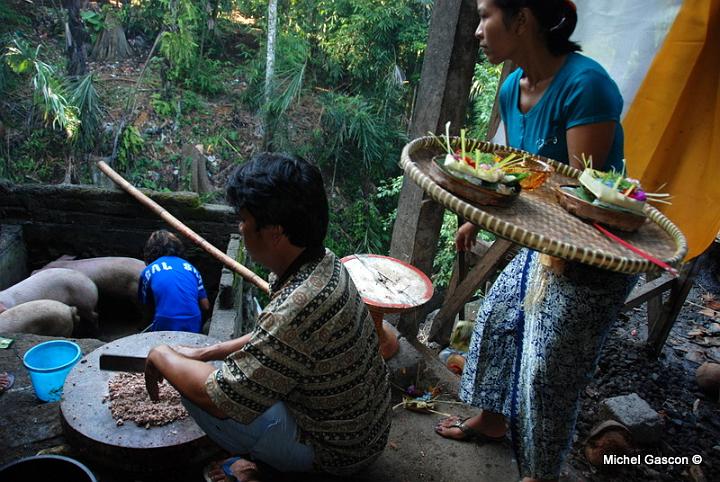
[0,332,519,482]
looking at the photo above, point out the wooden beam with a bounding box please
[429,60,517,339]
[647,259,700,357]
[391,0,480,338]
[621,273,676,312]
[429,238,515,345]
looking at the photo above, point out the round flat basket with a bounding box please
[554,185,646,232]
[399,136,687,274]
[427,156,519,207]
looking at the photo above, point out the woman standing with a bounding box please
[435,2,637,481]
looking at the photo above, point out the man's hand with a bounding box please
[142,343,226,417]
[455,222,479,252]
[145,345,170,401]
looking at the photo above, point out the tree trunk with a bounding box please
[63,0,88,76]
[91,12,132,62]
[181,144,214,195]
[262,0,278,151]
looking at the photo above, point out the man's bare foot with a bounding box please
[435,413,507,441]
[204,457,261,482]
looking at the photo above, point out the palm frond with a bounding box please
[70,73,104,151]
[4,36,79,138]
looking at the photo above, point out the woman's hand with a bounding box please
[455,223,480,252]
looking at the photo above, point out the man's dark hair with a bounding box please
[225,152,329,248]
[143,229,185,264]
[496,0,581,56]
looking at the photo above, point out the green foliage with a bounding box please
[69,73,104,153]
[375,175,403,234]
[0,3,31,36]
[117,125,144,172]
[122,0,165,37]
[3,128,66,182]
[316,0,425,89]
[180,89,204,113]
[433,212,458,288]
[160,28,198,73]
[182,57,226,95]
[80,10,105,44]
[150,92,176,118]
[240,32,309,110]
[317,91,405,181]
[154,0,228,96]
[467,60,502,139]
[3,37,79,138]
[326,197,387,257]
[126,156,163,189]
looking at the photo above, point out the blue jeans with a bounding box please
[183,399,315,472]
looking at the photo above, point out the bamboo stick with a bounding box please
[97,160,270,294]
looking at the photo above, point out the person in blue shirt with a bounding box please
[435,2,637,482]
[138,230,210,333]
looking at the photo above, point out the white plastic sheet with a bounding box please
[492,0,682,144]
[572,0,681,116]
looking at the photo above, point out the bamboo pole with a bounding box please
[97,160,270,294]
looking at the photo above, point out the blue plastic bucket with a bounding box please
[22,340,81,402]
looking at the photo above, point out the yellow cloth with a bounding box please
[623,0,720,260]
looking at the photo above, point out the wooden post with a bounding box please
[647,259,700,357]
[426,61,517,344]
[390,0,479,338]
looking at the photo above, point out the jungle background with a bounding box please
[0,0,500,286]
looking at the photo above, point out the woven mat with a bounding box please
[400,137,687,274]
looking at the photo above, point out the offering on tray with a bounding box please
[428,123,546,206]
[504,157,553,190]
[556,157,671,232]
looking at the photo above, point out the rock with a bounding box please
[708,347,720,363]
[385,336,425,388]
[599,393,663,445]
[689,464,707,482]
[693,399,718,423]
[696,362,720,398]
[686,350,707,364]
[583,420,634,467]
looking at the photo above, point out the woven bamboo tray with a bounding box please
[400,136,687,274]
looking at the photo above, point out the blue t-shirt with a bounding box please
[499,52,624,172]
[138,256,208,333]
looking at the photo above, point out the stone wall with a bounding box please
[0,181,238,302]
[0,225,28,291]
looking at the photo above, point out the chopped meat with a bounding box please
[107,373,188,427]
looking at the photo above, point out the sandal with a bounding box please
[203,457,261,482]
[435,416,505,443]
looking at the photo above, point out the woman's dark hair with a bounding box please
[496,0,581,56]
[225,152,329,248]
[143,229,185,264]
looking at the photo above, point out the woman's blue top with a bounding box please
[499,52,624,172]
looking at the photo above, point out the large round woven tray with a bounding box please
[400,136,687,274]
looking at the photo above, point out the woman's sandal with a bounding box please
[435,416,505,443]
